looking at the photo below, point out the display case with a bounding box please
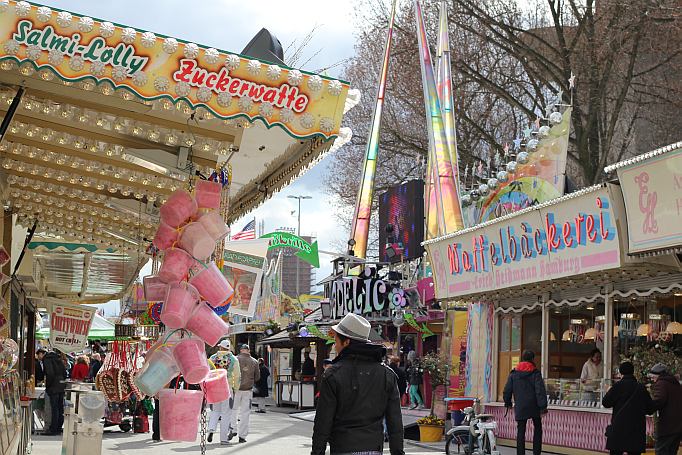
[545,378,606,408]
[0,371,22,455]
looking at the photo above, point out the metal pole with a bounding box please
[297,198,300,299]
[0,86,25,141]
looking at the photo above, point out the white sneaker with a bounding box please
[221,441,230,445]
[409,404,417,410]
[417,404,425,410]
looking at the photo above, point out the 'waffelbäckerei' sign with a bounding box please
[426,185,623,300]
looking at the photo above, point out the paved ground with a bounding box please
[29,404,558,455]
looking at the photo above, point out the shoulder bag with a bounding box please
[605,383,639,437]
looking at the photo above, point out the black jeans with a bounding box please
[655,431,682,455]
[516,417,542,455]
[609,451,641,455]
[152,398,160,440]
[48,393,64,433]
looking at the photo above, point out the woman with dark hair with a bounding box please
[602,361,655,455]
[406,358,424,410]
[581,348,603,379]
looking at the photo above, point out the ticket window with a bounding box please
[498,315,521,401]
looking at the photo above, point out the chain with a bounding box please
[200,389,207,455]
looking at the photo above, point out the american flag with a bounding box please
[231,220,256,240]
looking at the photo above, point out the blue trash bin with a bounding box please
[451,410,465,426]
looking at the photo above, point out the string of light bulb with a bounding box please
[0,88,236,158]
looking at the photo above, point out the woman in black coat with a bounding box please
[253,359,270,413]
[602,362,655,455]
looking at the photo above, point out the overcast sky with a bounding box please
[42,0,362,316]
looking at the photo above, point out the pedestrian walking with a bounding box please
[650,363,682,455]
[407,358,424,410]
[151,396,161,442]
[230,344,259,443]
[503,350,548,455]
[253,358,270,413]
[311,313,405,455]
[42,348,67,436]
[71,355,89,381]
[207,339,241,444]
[35,348,46,383]
[89,353,102,379]
[602,361,655,455]
[389,356,407,401]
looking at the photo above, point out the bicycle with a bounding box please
[444,397,499,455]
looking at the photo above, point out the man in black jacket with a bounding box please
[602,361,655,454]
[35,348,46,383]
[388,356,407,401]
[43,348,67,435]
[312,313,404,455]
[651,363,682,455]
[503,350,548,455]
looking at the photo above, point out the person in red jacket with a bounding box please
[71,355,90,381]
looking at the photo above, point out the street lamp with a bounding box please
[287,195,312,298]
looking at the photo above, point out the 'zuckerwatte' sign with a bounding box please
[49,301,96,353]
[0,1,349,140]
[426,185,623,300]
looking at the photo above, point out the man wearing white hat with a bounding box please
[312,313,404,455]
[207,339,240,445]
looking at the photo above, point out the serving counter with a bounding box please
[485,402,655,454]
[274,380,316,409]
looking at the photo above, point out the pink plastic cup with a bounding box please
[200,369,229,404]
[172,338,209,384]
[159,388,203,442]
[188,262,234,308]
[143,275,167,302]
[160,189,198,228]
[152,219,179,251]
[178,222,215,260]
[194,180,222,211]
[160,282,200,329]
[0,246,9,267]
[196,211,229,242]
[184,303,228,346]
[158,248,195,283]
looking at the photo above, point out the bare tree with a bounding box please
[323,0,681,247]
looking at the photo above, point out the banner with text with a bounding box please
[617,147,682,253]
[49,301,96,353]
[0,1,349,140]
[426,185,623,299]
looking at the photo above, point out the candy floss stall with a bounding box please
[425,153,682,455]
[0,0,356,450]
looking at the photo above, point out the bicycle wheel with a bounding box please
[445,430,470,455]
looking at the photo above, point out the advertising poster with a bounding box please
[617,147,682,253]
[49,301,96,353]
[223,238,269,317]
[465,301,493,402]
[449,311,468,399]
[252,251,282,323]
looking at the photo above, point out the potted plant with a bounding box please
[416,414,445,442]
[263,318,280,336]
[421,351,451,416]
[416,351,450,442]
